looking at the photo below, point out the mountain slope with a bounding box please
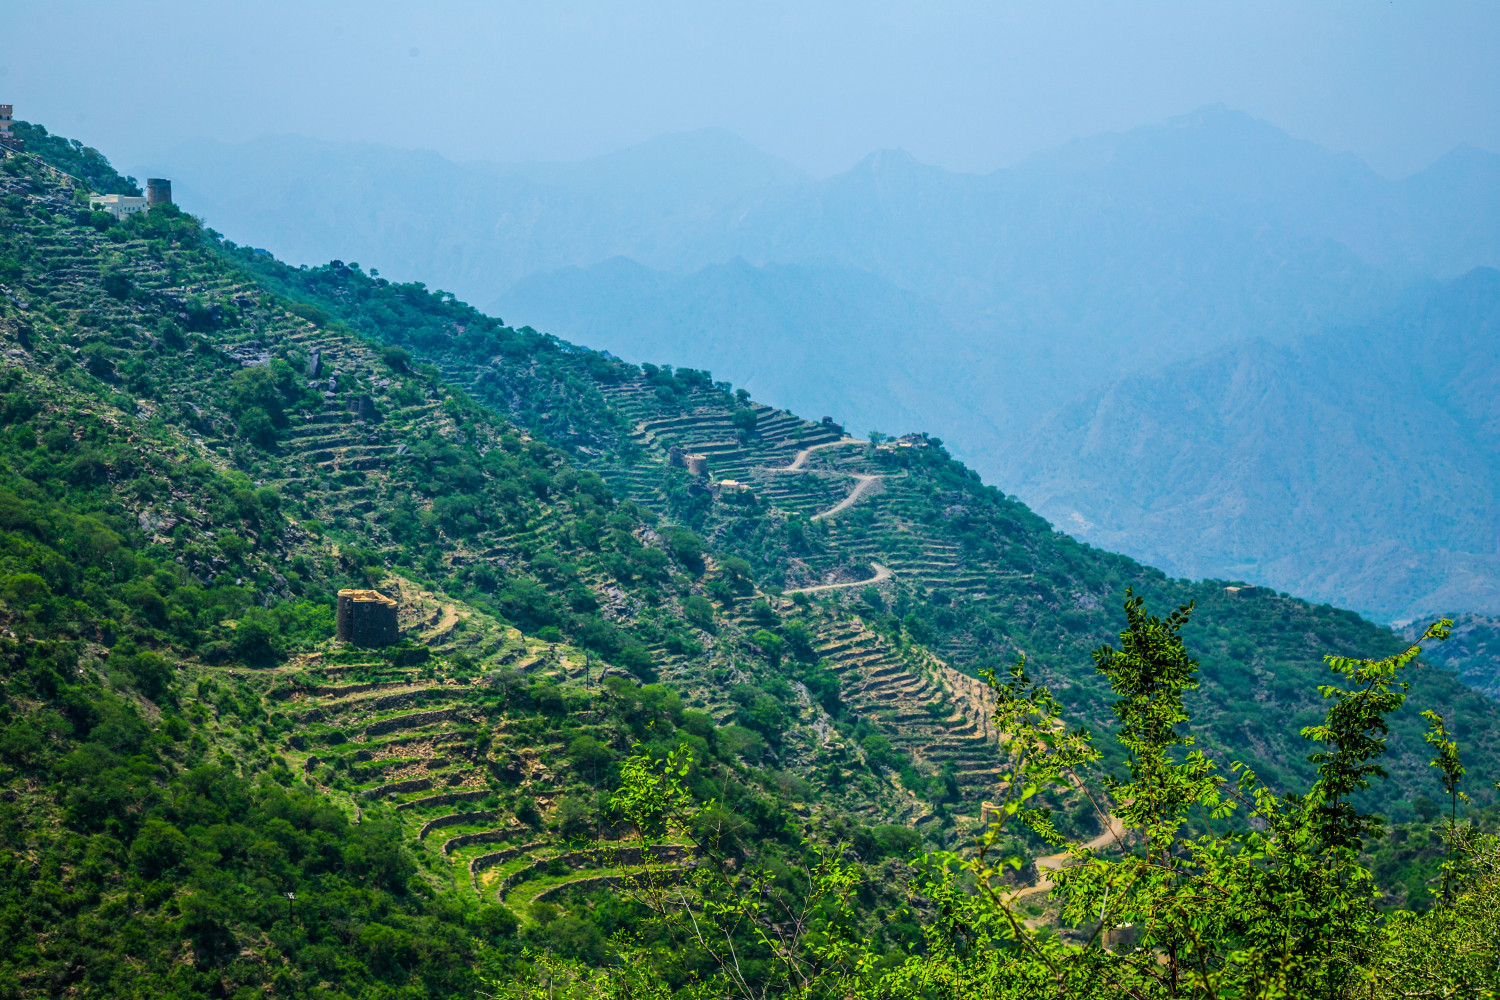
[6,123,1500,997]
[0,139,932,996]
[999,269,1500,621]
[1405,613,1500,700]
[148,108,1500,616]
[238,247,1500,808]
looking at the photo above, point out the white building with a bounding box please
[90,193,149,219]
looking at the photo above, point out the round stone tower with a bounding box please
[146,178,172,208]
[336,589,399,647]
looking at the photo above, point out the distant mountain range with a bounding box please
[1000,269,1500,622]
[147,106,1500,619]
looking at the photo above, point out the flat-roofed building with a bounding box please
[89,193,150,219]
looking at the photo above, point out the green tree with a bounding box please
[665,527,706,574]
[731,408,758,438]
[682,595,715,629]
[1421,710,1469,901]
[751,628,783,668]
[567,734,613,774]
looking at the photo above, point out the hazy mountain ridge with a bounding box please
[492,255,998,445]
[148,106,1500,614]
[156,127,811,300]
[1005,105,1500,279]
[999,269,1500,621]
[159,108,1499,434]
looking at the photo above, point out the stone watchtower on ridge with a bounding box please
[146,178,172,208]
[336,589,399,647]
[0,105,21,151]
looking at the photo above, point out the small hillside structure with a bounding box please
[146,177,172,207]
[89,193,149,219]
[667,446,708,477]
[90,177,171,220]
[336,588,399,647]
[0,104,19,151]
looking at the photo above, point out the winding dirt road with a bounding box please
[1007,813,1127,903]
[781,562,894,596]
[776,438,890,521]
[811,473,881,521]
[776,435,1126,905]
[771,437,895,590]
[779,437,865,472]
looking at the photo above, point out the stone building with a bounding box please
[667,445,708,477]
[146,178,172,207]
[336,589,399,647]
[0,104,19,151]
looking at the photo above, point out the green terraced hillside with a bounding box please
[238,248,1500,812]
[2,123,1498,998]
[0,136,938,996]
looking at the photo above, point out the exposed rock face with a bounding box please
[336,588,399,647]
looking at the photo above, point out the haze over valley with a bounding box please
[152,107,1500,619]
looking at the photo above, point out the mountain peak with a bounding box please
[852,147,922,170]
[839,147,950,190]
[1410,141,1500,183]
[1005,102,1376,196]
[1163,102,1260,132]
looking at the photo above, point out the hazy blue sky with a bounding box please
[8,1,1499,177]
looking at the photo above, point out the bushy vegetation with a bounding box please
[7,122,142,195]
[0,666,492,997]
[228,202,1500,815]
[514,600,1500,999]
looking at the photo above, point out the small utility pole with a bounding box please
[284,891,296,923]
